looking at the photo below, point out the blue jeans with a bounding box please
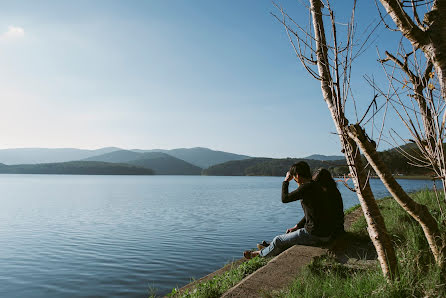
[259,228,330,258]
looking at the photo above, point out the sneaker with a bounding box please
[257,240,270,250]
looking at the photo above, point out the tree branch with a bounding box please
[379,0,429,48]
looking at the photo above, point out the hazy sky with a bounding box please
[0,0,408,158]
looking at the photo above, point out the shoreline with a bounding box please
[169,203,367,297]
[169,188,442,297]
[0,173,435,179]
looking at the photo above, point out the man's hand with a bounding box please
[284,171,293,182]
[286,225,298,234]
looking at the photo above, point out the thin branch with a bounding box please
[374,0,400,31]
[411,0,424,28]
[378,0,429,47]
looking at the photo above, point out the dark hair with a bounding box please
[313,168,337,189]
[289,161,311,179]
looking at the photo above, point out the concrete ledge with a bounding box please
[222,209,365,297]
[173,208,365,297]
[222,245,328,297]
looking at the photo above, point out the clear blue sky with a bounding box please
[0,0,407,158]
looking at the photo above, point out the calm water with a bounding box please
[0,175,437,297]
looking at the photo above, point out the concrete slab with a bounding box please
[173,208,366,297]
[222,245,328,297]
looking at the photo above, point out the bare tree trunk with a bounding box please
[310,0,398,279]
[379,0,446,98]
[341,131,399,279]
[348,123,446,267]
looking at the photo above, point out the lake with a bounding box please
[0,175,437,297]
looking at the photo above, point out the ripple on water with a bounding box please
[0,175,437,297]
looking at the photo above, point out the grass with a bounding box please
[277,189,446,297]
[168,256,270,298]
[344,203,361,215]
[393,175,433,180]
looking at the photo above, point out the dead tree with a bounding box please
[366,44,446,266]
[347,123,446,267]
[342,3,446,267]
[374,45,446,197]
[273,0,398,279]
[378,0,446,98]
[360,1,446,266]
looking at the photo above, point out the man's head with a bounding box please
[289,161,311,183]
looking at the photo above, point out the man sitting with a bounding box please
[244,161,332,259]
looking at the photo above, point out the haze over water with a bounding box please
[0,175,436,297]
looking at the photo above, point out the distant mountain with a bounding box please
[139,147,250,168]
[304,154,345,161]
[126,155,202,175]
[0,147,249,169]
[84,150,202,175]
[0,145,434,177]
[202,158,346,176]
[0,147,122,165]
[83,150,142,163]
[0,161,154,175]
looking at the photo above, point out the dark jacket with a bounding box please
[328,186,345,236]
[282,180,331,237]
[296,185,345,237]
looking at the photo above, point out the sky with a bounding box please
[0,0,410,158]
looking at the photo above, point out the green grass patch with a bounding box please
[393,175,432,180]
[344,204,361,215]
[277,189,446,297]
[168,256,270,298]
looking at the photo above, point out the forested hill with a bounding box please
[0,145,435,176]
[136,147,250,168]
[375,143,437,176]
[202,158,346,176]
[202,144,439,177]
[0,147,249,169]
[304,154,344,161]
[125,155,202,175]
[84,150,202,175]
[0,161,154,175]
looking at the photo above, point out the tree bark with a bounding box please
[347,123,446,267]
[310,0,398,279]
[341,131,399,279]
[425,1,446,98]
